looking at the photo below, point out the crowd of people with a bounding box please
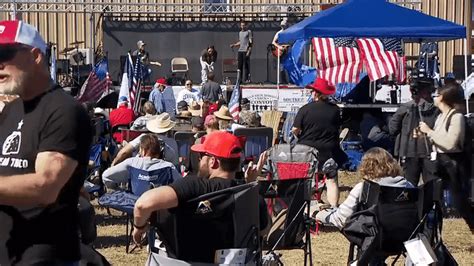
[0,20,472,265]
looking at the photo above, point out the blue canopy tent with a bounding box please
[277,0,469,111]
[278,0,466,43]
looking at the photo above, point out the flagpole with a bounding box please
[464,38,470,113]
[276,47,280,111]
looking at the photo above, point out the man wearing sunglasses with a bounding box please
[176,79,201,106]
[0,21,92,265]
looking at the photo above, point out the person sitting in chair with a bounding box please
[112,113,179,167]
[102,133,181,189]
[315,147,414,229]
[131,101,157,131]
[110,96,136,143]
[132,132,268,261]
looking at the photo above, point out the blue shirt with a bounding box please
[149,86,177,119]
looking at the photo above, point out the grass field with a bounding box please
[93,171,473,265]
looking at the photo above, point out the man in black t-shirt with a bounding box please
[132,131,267,260]
[0,20,92,264]
[292,78,343,207]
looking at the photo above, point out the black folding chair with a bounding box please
[148,182,261,265]
[343,178,443,265]
[174,131,196,172]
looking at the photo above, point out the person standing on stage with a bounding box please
[230,21,253,83]
[0,20,92,264]
[132,40,150,65]
[272,18,289,84]
[200,46,217,85]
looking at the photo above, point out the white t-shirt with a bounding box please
[176,88,201,105]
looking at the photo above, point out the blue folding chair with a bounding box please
[234,127,273,163]
[98,165,174,253]
[174,131,196,173]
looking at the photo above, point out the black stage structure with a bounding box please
[103,19,309,84]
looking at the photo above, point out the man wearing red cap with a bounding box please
[0,21,92,264]
[149,77,177,118]
[132,131,267,260]
[292,78,345,207]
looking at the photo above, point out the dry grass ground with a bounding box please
[94,171,473,265]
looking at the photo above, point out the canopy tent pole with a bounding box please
[464,38,470,113]
[276,47,280,110]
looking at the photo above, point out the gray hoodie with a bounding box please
[316,176,413,229]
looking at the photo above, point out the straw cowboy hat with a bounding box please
[146,113,176,133]
[214,106,233,121]
[189,101,202,117]
[176,111,192,119]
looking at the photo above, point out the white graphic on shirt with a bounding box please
[2,119,22,156]
[0,25,5,34]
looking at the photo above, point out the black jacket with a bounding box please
[389,99,439,158]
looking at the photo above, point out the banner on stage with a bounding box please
[242,87,311,112]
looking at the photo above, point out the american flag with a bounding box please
[130,56,143,113]
[312,37,363,85]
[76,57,111,103]
[228,71,241,121]
[356,38,406,82]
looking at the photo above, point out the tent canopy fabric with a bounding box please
[278,0,466,44]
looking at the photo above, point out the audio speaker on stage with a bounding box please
[452,55,472,80]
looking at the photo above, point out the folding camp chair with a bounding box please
[343,178,443,265]
[259,143,319,266]
[233,127,273,163]
[174,131,196,174]
[98,166,174,253]
[147,182,261,265]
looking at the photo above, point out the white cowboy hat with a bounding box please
[189,101,202,117]
[214,106,233,121]
[146,113,176,133]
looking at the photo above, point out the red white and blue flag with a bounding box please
[76,57,112,103]
[312,37,363,85]
[356,38,406,83]
[228,73,241,122]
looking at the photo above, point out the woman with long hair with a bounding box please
[315,147,413,229]
[419,83,473,228]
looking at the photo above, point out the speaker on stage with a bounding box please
[452,55,472,80]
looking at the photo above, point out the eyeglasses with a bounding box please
[0,45,30,63]
[198,152,213,160]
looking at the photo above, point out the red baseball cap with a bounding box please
[0,20,47,54]
[191,131,242,159]
[307,78,336,95]
[155,78,167,86]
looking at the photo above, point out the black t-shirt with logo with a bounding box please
[0,87,92,264]
[293,101,341,162]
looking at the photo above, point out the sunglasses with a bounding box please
[432,92,440,98]
[0,45,30,63]
[198,152,213,160]
[186,84,192,86]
